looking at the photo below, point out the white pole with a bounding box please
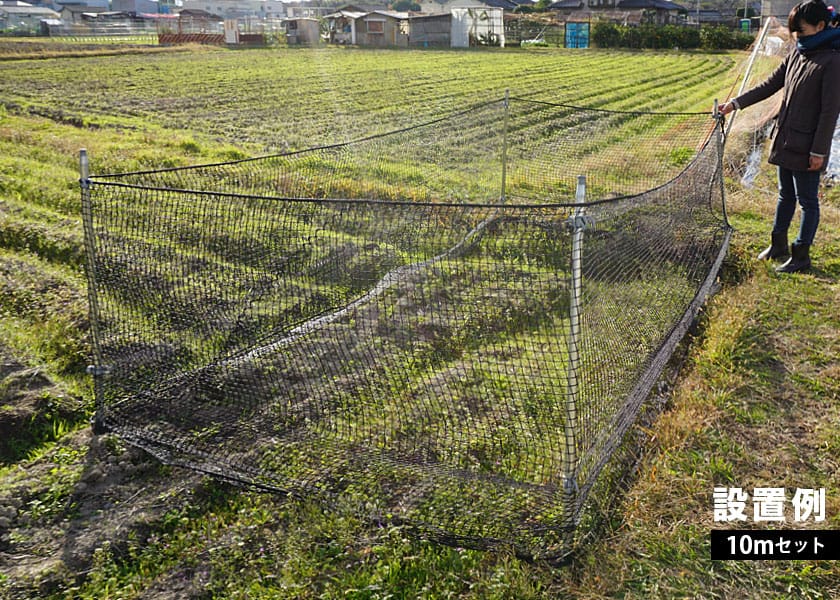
[725,16,774,137]
[80,148,89,182]
[563,174,585,542]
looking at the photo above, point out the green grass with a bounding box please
[0,45,735,154]
[0,44,838,598]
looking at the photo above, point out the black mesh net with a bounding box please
[82,97,731,560]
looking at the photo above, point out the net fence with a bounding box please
[82,96,731,560]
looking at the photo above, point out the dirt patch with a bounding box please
[0,343,212,597]
[0,349,84,464]
[0,426,207,598]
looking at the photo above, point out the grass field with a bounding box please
[0,43,839,598]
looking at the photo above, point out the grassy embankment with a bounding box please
[0,44,838,598]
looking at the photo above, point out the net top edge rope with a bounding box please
[507,95,714,118]
[84,133,715,212]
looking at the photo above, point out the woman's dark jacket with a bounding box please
[734,41,840,172]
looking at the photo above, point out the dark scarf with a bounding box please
[796,27,840,52]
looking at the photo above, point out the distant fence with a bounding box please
[44,34,159,45]
[81,97,731,560]
[504,20,565,47]
[39,17,285,43]
[158,32,265,46]
[44,22,159,39]
[157,33,224,45]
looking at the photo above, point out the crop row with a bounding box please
[0,47,737,156]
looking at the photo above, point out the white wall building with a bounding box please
[52,0,110,11]
[283,2,335,18]
[112,0,159,12]
[0,2,60,30]
[181,0,286,19]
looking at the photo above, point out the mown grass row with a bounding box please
[0,47,735,154]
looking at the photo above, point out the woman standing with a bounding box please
[720,0,840,273]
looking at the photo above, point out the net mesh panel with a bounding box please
[83,98,731,559]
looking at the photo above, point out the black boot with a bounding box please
[776,243,811,273]
[757,232,789,260]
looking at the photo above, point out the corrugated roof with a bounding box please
[616,0,686,10]
[339,3,389,11]
[58,4,108,13]
[1,4,59,14]
[476,0,520,9]
[409,11,450,20]
[547,0,583,8]
[368,9,410,18]
[325,9,408,19]
[324,9,367,18]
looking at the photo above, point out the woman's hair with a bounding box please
[788,0,832,32]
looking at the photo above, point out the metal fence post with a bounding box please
[563,174,586,547]
[724,17,773,139]
[713,101,730,228]
[80,149,109,434]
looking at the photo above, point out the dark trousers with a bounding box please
[774,166,821,246]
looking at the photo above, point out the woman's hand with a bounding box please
[809,154,826,171]
[718,101,736,116]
